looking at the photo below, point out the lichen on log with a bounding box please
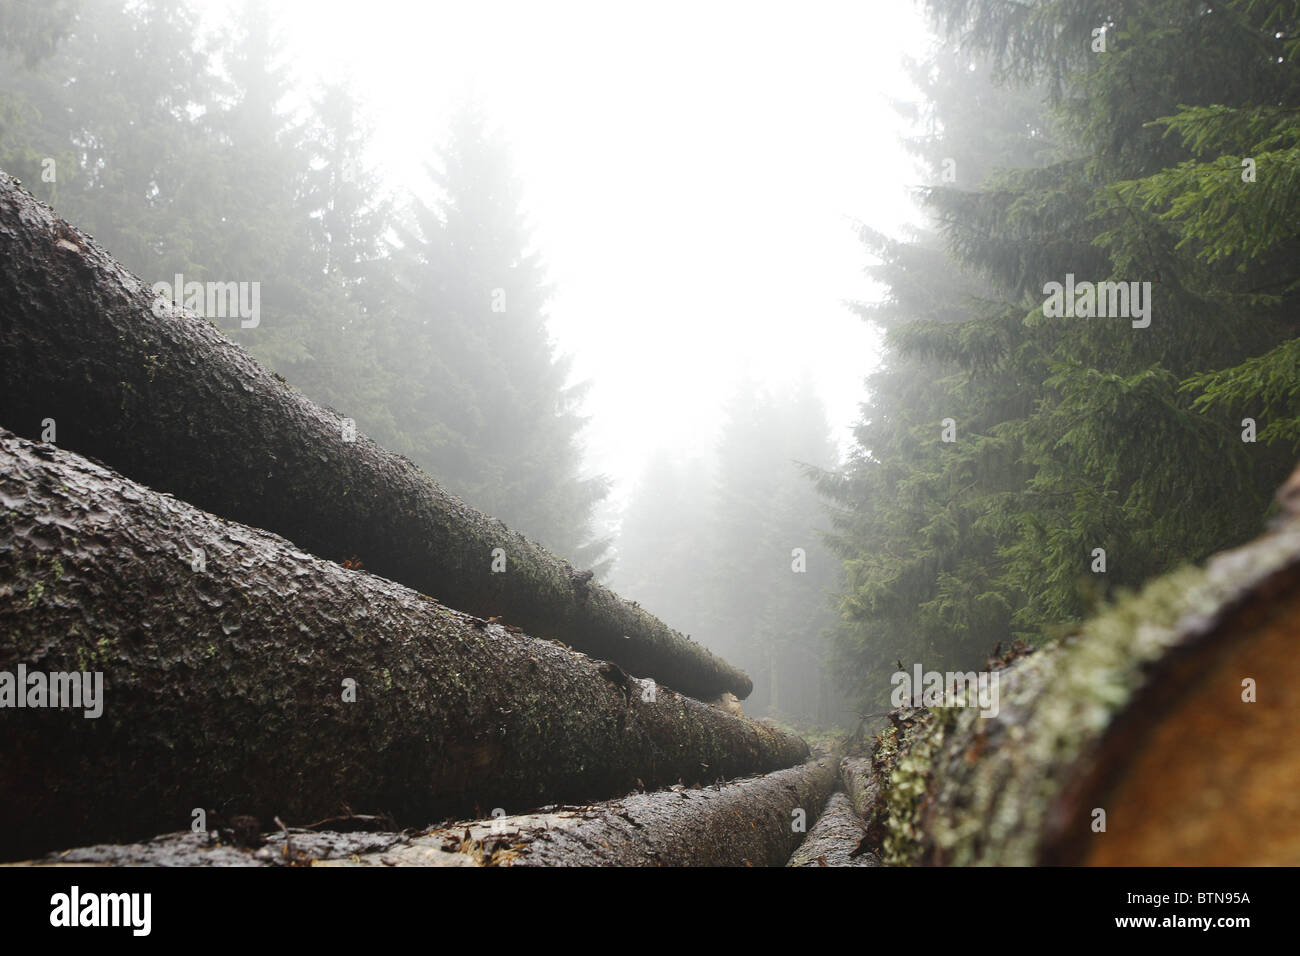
[869,493,1300,866]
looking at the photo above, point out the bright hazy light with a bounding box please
[200,0,933,496]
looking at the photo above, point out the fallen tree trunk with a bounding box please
[11,758,837,867]
[324,754,835,866]
[7,828,413,868]
[838,756,880,823]
[786,790,879,867]
[866,477,1300,866]
[0,172,750,703]
[0,432,805,862]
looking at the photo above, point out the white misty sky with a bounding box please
[200,0,933,502]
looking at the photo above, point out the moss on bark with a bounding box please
[868,505,1300,866]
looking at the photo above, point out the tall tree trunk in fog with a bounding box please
[0,173,751,702]
[0,431,807,861]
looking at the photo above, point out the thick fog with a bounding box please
[255,0,929,486]
[1,0,937,730]
[5,0,1300,878]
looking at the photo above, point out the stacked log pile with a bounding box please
[3,172,1298,866]
[0,431,808,861]
[0,173,813,864]
[0,173,747,703]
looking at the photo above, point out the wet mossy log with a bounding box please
[868,489,1300,866]
[10,758,837,867]
[0,432,806,862]
[786,790,879,867]
[0,173,750,702]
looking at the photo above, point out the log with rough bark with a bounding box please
[864,478,1300,866]
[838,756,879,823]
[0,431,806,862]
[9,757,839,867]
[6,827,413,868]
[786,790,879,867]
[0,172,750,703]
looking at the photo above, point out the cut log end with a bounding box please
[1047,563,1300,866]
[868,508,1300,867]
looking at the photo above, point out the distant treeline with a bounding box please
[610,378,845,728]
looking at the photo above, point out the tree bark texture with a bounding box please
[785,790,879,867]
[0,431,805,862]
[329,755,840,867]
[9,758,838,867]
